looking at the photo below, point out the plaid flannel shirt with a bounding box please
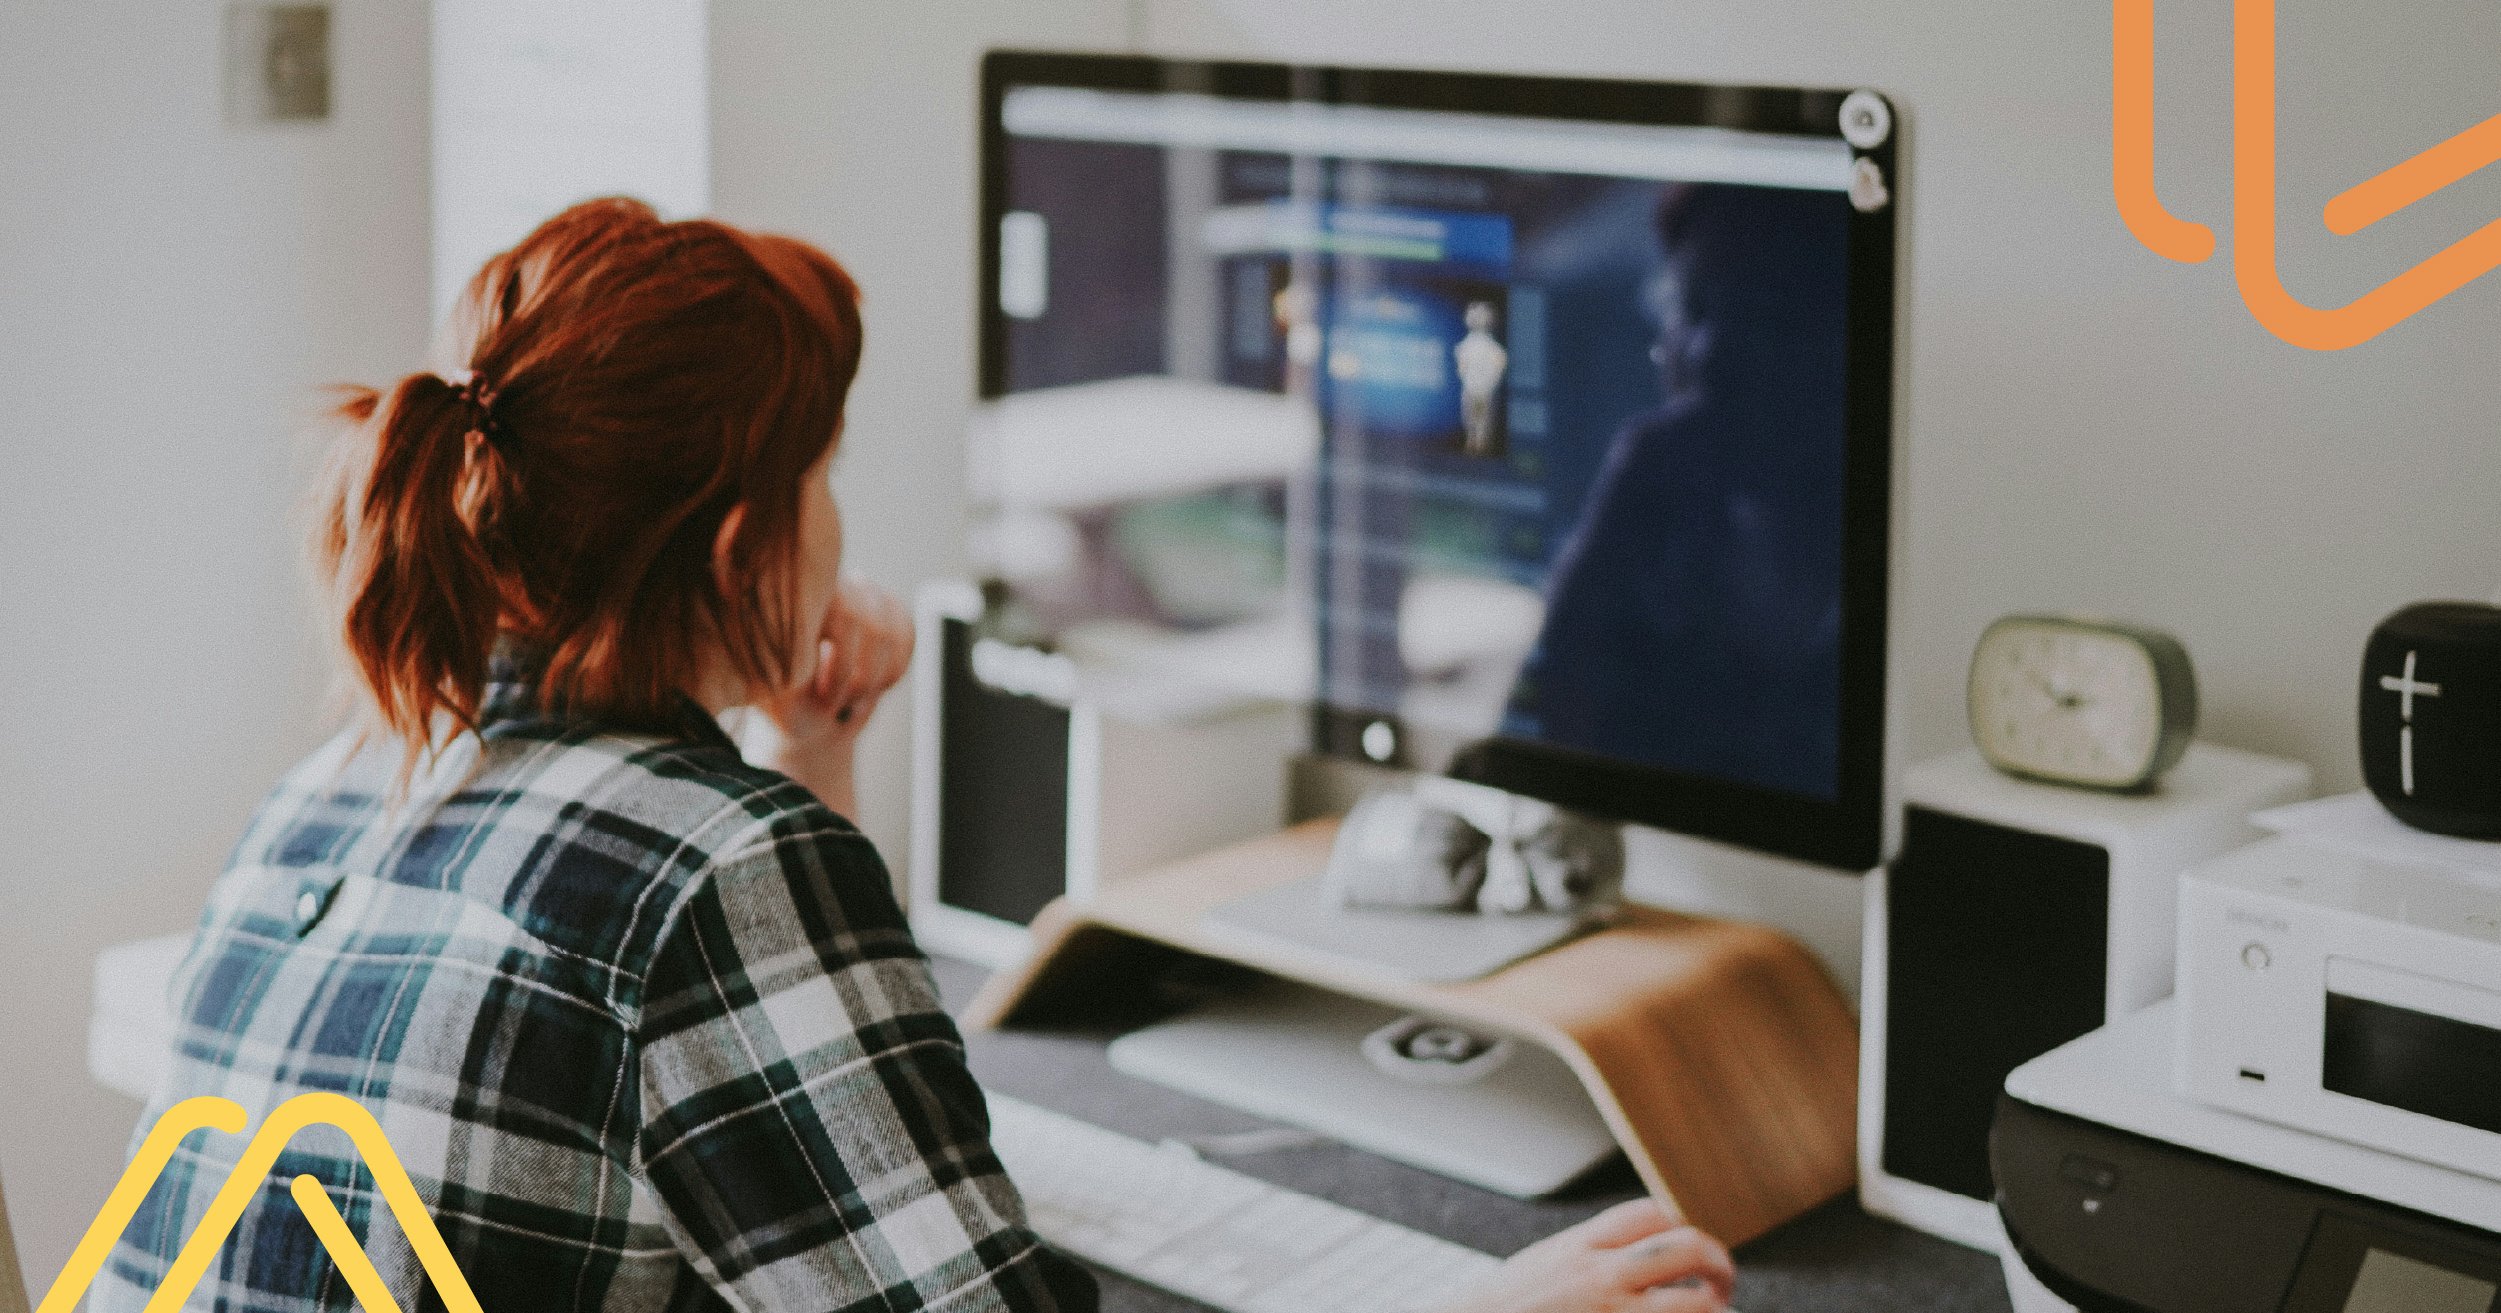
[93,661,1097,1313]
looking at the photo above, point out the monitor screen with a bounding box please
[976,54,1896,870]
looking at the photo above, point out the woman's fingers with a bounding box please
[1611,1228,1734,1304]
[811,636,839,702]
[856,584,912,687]
[838,637,881,722]
[1564,1198,1681,1251]
[836,623,890,723]
[802,579,913,727]
[1634,1285,1728,1313]
[1444,1205,1737,1313]
[839,582,912,694]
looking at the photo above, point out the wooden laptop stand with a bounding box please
[966,819,1860,1246]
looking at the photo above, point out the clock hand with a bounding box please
[2029,668,2088,711]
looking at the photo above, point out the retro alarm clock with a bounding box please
[2360,601,2501,837]
[1967,615,2198,792]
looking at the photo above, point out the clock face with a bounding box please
[1969,618,2180,789]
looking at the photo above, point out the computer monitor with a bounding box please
[975,52,1897,872]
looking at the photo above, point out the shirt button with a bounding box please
[294,888,333,934]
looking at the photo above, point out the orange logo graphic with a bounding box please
[39,1094,483,1313]
[2118,0,2501,348]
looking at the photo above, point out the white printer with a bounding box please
[1994,1002,2501,1313]
[1996,797,2501,1313]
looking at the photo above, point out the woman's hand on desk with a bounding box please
[749,577,914,817]
[1446,1199,1734,1313]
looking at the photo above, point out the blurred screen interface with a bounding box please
[981,84,1858,802]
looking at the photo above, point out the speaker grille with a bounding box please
[1884,805,2109,1201]
[935,619,1070,927]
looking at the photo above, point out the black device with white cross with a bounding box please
[2361,602,2501,838]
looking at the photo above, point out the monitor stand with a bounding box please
[1204,874,1590,984]
[1105,978,1621,1199]
[963,817,1860,1245]
[1282,755,1868,1000]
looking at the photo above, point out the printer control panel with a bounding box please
[2279,1211,2500,1313]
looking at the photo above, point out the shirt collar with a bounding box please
[478,639,737,752]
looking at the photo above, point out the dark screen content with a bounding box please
[2323,991,2501,1138]
[1000,132,1855,802]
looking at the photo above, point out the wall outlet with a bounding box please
[225,3,331,124]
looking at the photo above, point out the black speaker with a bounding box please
[1883,806,2110,1206]
[933,614,1072,930]
[907,583,1299,966]
[2360,602,2501,838]
[1861,748,2310,1246]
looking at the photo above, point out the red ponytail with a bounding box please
[316,198,863,765]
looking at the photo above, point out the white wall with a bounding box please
[0,0,429,1279]
[432,0,710,319]
[710,0,1141,862]
[712,0,2501,833]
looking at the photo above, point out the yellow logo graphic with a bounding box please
[39,1094,483,1313]
[2118,0,2501,349]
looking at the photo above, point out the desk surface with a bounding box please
[931,956,2014,1313]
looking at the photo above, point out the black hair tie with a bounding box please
[443,368,508,449]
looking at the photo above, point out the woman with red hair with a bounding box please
[98,199,1733,1313]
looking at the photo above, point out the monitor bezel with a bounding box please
[978,49,1896,873]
